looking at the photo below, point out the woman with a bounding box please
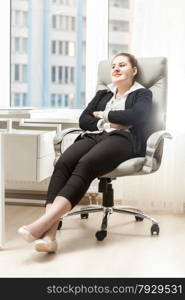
[18,53,152,253]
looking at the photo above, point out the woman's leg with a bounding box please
[46,135,96,205]
[25,196,72,239]
[56,133,134,207]
[18,135,96,241]
[39,203,60,242]
[19,133,133,240]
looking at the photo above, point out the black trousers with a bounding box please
[46,131,134,208]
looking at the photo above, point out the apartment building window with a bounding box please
[22,64,27,82]
[51,66,56,82]
[52,15,75,31]
[51,65,74,84]
[52,15,57,28]
[22,11,28,27]
[111,20,129,32]
[70,67,74,83]
[65,42,69,55]
[59,66,63,83]
[12,10,28,27]
[64,66,68,84]
[64,94,68,106]
[59,41,63,54]
[110,0,129,8]
[22,38,28,53]
[108,0,131,58]
[52,0,76,5]
[68,41,75,56]
[58,94,62,106]
[13,64,27,82]
[13,37,28,53]
[14,64,20,81]
[50,93,69,107]
[51,94,55,106]
[14,93,20,106]
[13,93,28,106]
[22,93,27,106]
[110,44,128,56]
[15,37,20,52]
[52,40,75,56]
[52,41,56,54]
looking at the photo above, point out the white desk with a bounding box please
[0,129,56,248]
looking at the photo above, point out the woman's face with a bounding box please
[111,55,137,84]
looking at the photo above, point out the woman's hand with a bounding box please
[92,111,101,118]
[93,112,132,129]
[110,123,133,130]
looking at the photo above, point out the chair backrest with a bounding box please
[96,57,167,136]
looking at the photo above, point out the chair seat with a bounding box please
[101,157,158,178]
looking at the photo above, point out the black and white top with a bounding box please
[85,81,145,134]
[79,81,152,156]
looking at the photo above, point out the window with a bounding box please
[70,67,74,83]
[110,21,129,32]
[14,64,20,81]
[59,66,63,83]
[15,37,20,52]
[51,66,56,82]
[11,0,86,108]
[12,10,28,27]
[22,64,27,82]
[13,93,28,106]
[22,38,28,53]
[108,0,131,58]
[14,93,20,106]
[51,41,56,54]
[13,37,28,53]
[50,93,69,107]
[110,0,129,9]
[64,66,68,84]
[22,93,27,106]
[59,41,63,54]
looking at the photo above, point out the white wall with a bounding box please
[114,0,185,212]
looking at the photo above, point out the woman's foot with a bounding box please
[17,226,38,243]
[34,237,58,253]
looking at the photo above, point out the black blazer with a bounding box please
[79,88,153,156]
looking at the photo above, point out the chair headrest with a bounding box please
[97,56,167,90]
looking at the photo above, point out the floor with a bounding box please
[1,204,185,278]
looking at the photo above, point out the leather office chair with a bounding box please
[54,57,172,241]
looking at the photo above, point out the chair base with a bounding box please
[58,204,160,239]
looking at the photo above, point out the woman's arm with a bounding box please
[79,90,107,131]
[92,112,133,130]
[107,89,152,126]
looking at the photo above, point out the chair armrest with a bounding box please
[53,128,83,165]
[142,130,172,173]
[54,128,83,145]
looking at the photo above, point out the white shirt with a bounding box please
[84,81,145,135]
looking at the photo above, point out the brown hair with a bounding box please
[111,52,138,68]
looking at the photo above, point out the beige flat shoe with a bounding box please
[34,239,58,253]
[17,226,37,243]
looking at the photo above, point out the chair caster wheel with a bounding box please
[81,213,89,219]
[95,230,107,241]
[151,223,159,235]
[57,220,63,230]
[135,216,144,222]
